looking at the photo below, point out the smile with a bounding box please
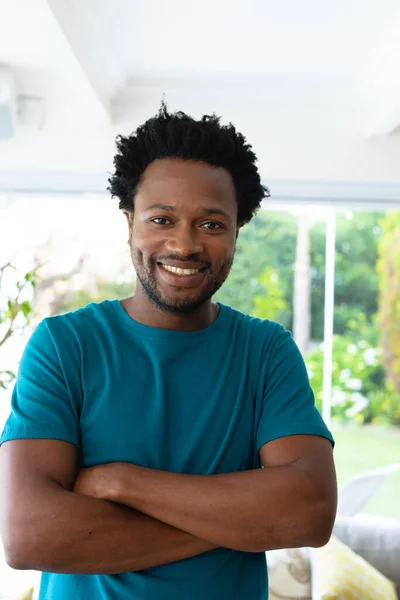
[161,264,201,276]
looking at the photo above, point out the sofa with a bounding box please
[267,512,400,599]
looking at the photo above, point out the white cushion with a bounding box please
[266,547,312,600]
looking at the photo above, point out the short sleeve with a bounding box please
[1,320,81,447]
[256,325,334,452]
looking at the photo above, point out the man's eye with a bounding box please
[150,217,170,225]
[201,222,223,230]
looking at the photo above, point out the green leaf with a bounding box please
[20,301,32,318]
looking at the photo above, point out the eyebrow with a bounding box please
[144,203,175,212]
[144,203,233,221]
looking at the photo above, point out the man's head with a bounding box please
[108,104,269,314]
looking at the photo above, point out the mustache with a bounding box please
[155,254,211,267]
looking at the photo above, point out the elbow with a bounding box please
[4,551,31,571]
[2,536,31,571]
[310,523,335,548]
[246,492,337,553]
[306,494,337,548]
[1,522,42,571]
[3,540,50,572]
[300,466,338,549]
[307,522,333,548]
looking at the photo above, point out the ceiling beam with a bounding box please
[1,171,400,210]
[46,0,113,123]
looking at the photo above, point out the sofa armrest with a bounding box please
[333,514,400,589]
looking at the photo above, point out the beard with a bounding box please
[130,245,234,314]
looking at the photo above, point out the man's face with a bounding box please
[126,158,238,314]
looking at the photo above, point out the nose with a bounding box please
[165,224,203,256]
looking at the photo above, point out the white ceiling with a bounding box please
[0,0,400,195]
[88,0,400,77]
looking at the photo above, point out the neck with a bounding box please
[121,288,219,332]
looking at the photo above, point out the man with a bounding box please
[0,105,337,600]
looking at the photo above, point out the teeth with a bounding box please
[162,264,200,275]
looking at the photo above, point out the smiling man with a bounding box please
[123,157,237,325]
[0,105,337,600]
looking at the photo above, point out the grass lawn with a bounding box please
[331,423,400,520]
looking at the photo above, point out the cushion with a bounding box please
[12,586,34,600]
[333,513,400,588]
[266,547,312,600]
[310,535,397,600]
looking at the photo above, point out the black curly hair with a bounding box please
[108,103,269,227]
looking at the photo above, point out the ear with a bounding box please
[123,211,133,241]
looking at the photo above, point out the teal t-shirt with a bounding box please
[1,300,333,600]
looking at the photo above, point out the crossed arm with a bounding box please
[0,434,336,574]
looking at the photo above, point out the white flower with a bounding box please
[347,344,357,355]
[363,348,377,366]
[350,392,367,403]
[331,388,347,406]
[345,393,369,417]
[339,369,352,382]
[347,378,363,391]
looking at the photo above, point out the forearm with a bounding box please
[111,463,333,552]
[4,482,216,574]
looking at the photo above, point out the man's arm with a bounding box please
[0,439,216,574]
[76,435,337,553]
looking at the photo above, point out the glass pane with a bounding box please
[330,210,399,519]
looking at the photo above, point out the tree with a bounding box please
[215,211,297,326]
[215,210,383,344]
[252,266,288,322]
[377,212,400,396]
[310,211,383,340]
[0,260,38,389]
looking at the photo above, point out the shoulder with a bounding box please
[16,304,117,388]
[221,303,290,347]
[43,300,117,336]
[220,304,300,372]
[33,300,119,356]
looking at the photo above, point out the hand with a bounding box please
[74,463,122,501]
